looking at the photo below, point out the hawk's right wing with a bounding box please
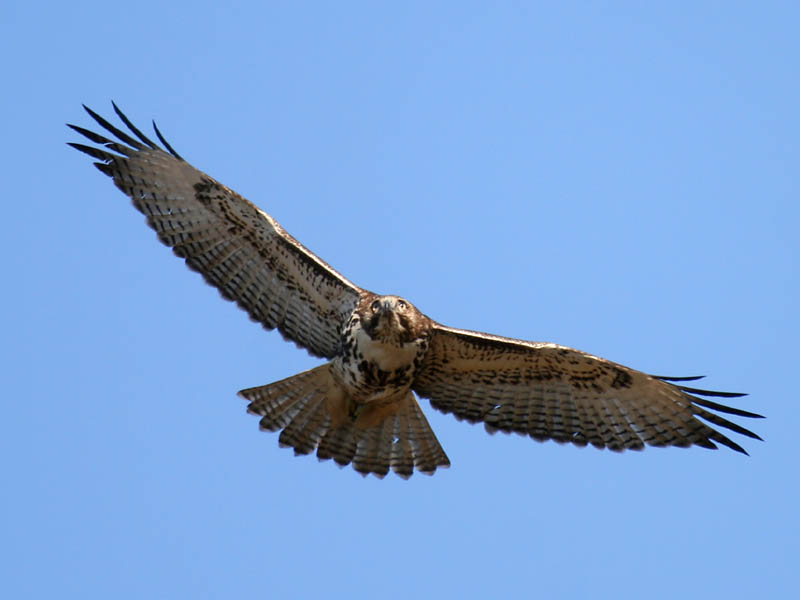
[68,104,364,358]
[414,324,763,454]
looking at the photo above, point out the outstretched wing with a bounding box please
[68,103,364,358]
[413,324,763,454]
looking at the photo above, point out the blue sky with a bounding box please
[4,2,798,598]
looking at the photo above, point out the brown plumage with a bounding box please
[68,104,763,478]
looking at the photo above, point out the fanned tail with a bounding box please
[238,365,450,479]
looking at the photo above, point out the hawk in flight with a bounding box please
[69,104,763,478]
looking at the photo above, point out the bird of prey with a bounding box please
[68,103,763,479]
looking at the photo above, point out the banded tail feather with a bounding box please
[239,365,450,478]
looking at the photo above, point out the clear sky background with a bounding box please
[3,2,798,598]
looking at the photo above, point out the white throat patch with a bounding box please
[351,320,421,371]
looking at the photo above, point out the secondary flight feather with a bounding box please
[68,103,763,478]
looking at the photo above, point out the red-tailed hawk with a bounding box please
[68,103,763,478]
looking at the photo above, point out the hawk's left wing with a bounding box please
[68,104,364,359]
[413,324,763,454]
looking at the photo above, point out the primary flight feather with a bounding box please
[68,103,763,478]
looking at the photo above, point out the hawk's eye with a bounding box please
[397,300,407,310]
[371,300,381,312]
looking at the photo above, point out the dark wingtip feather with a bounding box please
[94,162,113,175]
[152,119,183,160]
[111,101,158,149]
[721,439,749,455]
[71,103,183,164]
[652,374,706,382]
[677,385,747,399]
[695,407,764,442]
[67,123,114,145]
[651,373,763,452]
[67,142,115,162]
[81,104,146,150]
[690,396,765,419]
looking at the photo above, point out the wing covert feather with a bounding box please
[414,325,763,454]
[69,105,363,358]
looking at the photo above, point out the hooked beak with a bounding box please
[372,300,398,330]
[377,301,396,324]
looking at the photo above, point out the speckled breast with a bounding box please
[333,314,429,402]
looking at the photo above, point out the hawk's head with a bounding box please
[357,295,430,345]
